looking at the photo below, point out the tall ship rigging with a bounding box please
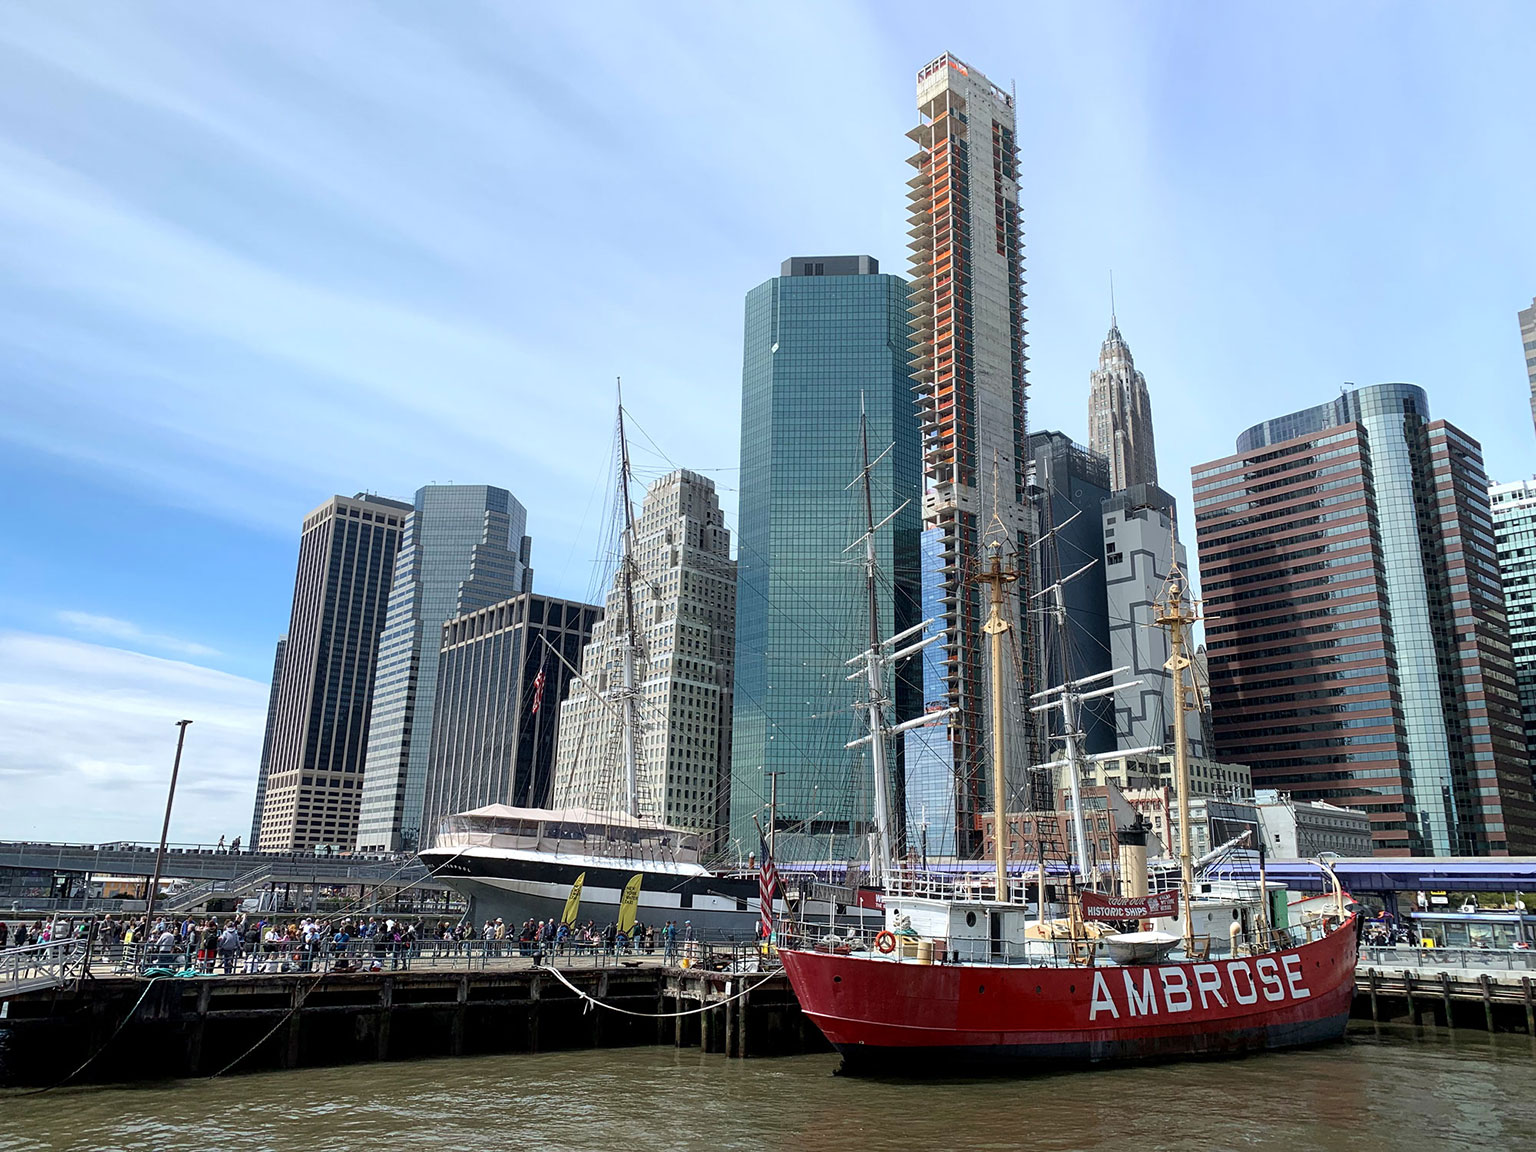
[421,395,768,933]
[777,527,1361,1070]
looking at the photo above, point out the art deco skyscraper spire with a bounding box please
[1088,313,1159,492]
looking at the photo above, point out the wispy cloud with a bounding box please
[0,632,265,843]
[57,611,221,659]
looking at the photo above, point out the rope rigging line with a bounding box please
[15,975,168,1096]
[538,963,781,1018]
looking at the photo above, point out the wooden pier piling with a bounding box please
[0,964,824,1088]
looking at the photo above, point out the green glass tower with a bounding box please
[729,256,923,863]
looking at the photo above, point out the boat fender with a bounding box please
[875,930,898,954]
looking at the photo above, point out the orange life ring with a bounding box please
[875,930,898,954]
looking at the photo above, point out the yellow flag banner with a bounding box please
[561,872,586,926]
[617,874,643,934]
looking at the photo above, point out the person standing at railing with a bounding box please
[195,920,218,973]
[152,924,177,969]
[0,920,8,950]
[217,921,241,974]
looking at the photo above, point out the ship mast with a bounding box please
[844,400,952,886]
[858,405,896,884]
[615,384,641,818]
[1027,504,1145,898]
[1156,567,1199,952]
[978,546,1017,901]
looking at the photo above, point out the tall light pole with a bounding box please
[143,719,192,934]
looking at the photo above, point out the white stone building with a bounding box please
[1254,792,1374,858]
[1102,483,1205,757]
[551,469,735,839]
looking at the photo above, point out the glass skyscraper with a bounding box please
[1490,480,1536,781]
[1195,383,1536,856]
[249,636,286,847]
[730,255,922,862]
[355,485,532,851]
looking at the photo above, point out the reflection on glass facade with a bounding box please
[729,257,922,863]
[904,527,957,858]
[421,593,599,846]
[356,485,532,851]
[1198,384,1536,856]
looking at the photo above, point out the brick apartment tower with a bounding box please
[907,52,1033,853]
[1194,384,1536,856]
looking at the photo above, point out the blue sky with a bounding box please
[2,2,1533,842]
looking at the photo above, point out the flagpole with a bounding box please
[528,649,547,807]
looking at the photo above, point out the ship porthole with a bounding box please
[966,912,977,927]
[833,975,841,983]
[978,986,985,994]
[1070,985,1076,994]
[1035,986,1042,994]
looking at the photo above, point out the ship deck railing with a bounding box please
[25,932,775,981]
[884,867,1037,904]
[432,830,703,870]
[776,918,1332,969]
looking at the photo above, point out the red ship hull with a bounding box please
[780,917,1359,1072]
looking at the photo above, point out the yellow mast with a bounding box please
[1156,571,1199,953]
[978,547,1017,902]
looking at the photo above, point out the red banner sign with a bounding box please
[1080,890,1180,921]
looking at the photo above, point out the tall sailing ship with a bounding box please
[777,532,1361,1071]
[422,398,767,934]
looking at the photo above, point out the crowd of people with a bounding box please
[0,912,707,973]
[469,916,695,961]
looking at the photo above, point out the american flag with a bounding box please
[758,831,779,941]
[531,665,547,714]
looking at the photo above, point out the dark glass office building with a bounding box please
[257,492,412,852]
[729,255,923,861]
[420,593,599,846]
[1194,383,1536,856]
[1028,431,1115,756]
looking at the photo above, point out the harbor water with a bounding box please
[2,1022,1533,1151]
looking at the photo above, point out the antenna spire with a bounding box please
[1110,270,1117,327]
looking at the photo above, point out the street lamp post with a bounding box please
[143,719,193,937]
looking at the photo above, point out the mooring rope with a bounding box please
[538,963,782,1017]
[16,975,168,1096]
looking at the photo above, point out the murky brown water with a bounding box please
[1,1023,1533,1151]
